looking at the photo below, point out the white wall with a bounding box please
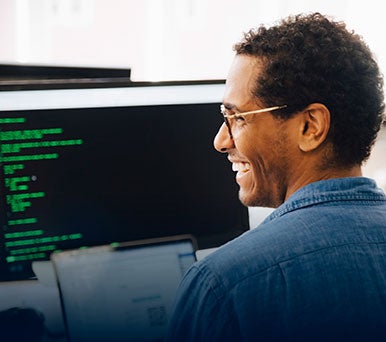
[0,0,385,82]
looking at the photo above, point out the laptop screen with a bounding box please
[51,235,196,341]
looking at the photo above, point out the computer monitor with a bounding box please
[0,81,249,281]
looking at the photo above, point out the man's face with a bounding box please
[214,54,295,208]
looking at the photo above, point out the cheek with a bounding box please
[234,132,268,167]
[237,141,270,188]
[238,133,287,186]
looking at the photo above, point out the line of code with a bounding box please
[0,115,84,273]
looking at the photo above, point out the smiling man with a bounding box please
[165,13,386,341]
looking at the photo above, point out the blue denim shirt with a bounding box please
[165,177,386,341]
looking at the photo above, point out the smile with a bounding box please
[232,162,251,173]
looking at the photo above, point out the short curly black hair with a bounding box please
[234,12,385,167]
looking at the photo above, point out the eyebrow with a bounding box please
[222,102,241,112]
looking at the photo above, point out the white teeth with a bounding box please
[232,162,250,172]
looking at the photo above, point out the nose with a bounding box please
[213,123,235,153]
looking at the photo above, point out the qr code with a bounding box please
[147,306,167,327]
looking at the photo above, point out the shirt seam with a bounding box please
[270,196,386,220]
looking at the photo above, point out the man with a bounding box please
[165,13,386,341]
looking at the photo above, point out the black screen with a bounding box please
[0,97,249,281]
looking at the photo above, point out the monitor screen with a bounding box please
[0,82,249,281]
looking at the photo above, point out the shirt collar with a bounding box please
[264,177,386,223]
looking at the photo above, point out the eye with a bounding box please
[229,113,246,124]
[233,114,245,122]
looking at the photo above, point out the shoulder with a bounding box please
[195,215,301,291]
[196,194,386,291]
[200,205,316,270]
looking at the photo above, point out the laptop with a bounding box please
[51,235,197,342]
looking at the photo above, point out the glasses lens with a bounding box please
[220,105,233,138]
[223,117,232,138]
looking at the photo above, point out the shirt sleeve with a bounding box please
[164,263,241,342]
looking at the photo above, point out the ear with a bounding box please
[298,103,330,152]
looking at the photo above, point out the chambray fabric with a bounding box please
[165,177,386,342]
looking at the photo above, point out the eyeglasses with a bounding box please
[220,104,287,138]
